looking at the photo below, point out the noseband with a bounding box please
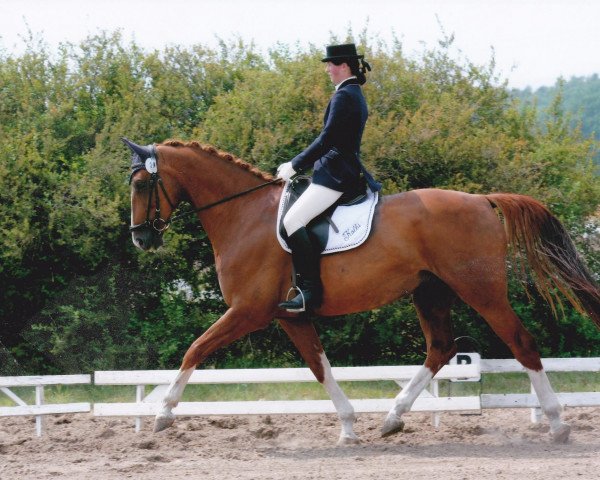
[129,146,176,234]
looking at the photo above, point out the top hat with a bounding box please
[321,43,364,62]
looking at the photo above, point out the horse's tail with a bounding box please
[486,193,600,327]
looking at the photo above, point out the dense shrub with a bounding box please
[1,32,598,374]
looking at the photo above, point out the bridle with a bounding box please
[129,145,281,234]
[129,145,177,234]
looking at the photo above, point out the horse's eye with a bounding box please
[133,180,150,192]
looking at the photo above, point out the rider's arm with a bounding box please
[290,91,350,173]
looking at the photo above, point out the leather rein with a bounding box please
[129,146,281,234]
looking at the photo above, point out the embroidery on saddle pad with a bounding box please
[276,177,379,255]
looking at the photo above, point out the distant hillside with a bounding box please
[513,74,600,164]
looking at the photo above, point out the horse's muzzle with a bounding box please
[131,228,164,251]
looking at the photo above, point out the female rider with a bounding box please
[277,43,381,313]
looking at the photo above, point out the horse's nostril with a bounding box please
[137,237,144,247]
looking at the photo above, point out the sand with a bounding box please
[1,408,599,479]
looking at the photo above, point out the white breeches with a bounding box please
[283,183,343,236]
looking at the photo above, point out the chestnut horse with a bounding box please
[126,139,600,445]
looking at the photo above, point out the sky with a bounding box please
[1,0,599,89]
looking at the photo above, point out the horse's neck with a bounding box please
[176,150,278,251]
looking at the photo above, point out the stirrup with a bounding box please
[280,286,306,313]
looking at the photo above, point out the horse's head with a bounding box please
[123,138,180,251]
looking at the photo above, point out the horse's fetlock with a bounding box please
[338,408,356,423]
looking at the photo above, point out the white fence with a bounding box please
[479,357,600,422]
[0,375,91,436]
[2,357,599,436]
[93,364,481,431]
[93,357,600,431]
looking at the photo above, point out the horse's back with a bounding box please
[374,188,507,274]
[381,188,492,216]
[378,187,499,231]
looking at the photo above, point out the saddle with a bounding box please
[277,176,379,254]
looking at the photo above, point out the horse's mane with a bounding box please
[160,140,275,182]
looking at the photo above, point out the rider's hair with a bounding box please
[331,57,370,85]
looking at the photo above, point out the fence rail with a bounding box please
[480,357,600,373]
[93,364,480,385]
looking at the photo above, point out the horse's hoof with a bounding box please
[153,413,175,433]
[381,414,405,438]
[551,423,571,443]
[337,434,361,446]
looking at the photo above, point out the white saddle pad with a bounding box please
[276,182,379,255]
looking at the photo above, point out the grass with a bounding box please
[1,371,599,407]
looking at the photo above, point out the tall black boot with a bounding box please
[278,227,323,312]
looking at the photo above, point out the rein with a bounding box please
[170,178,281,223]
[129,146,281,233]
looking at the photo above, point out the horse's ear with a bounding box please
[122,137,137,151]
[122,137,153,159]
[122,137,156,174]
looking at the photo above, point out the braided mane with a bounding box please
[160,140,275,182]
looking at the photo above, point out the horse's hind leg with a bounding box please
[382,274,458,437]
[278,318,359,445]
[472,300,570,442]
[451,269,570,443]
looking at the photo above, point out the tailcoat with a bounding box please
[290,77,380,195]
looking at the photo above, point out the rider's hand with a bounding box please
[276,162,296,181]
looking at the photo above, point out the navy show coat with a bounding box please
[290,77,381,196]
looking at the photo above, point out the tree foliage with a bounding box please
[1,32,598,374]
[514,74,600,165]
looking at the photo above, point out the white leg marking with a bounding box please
[392,365,433,416]
[319,352,359,445]
[154,367,195,432]
[382,366,433,437]
[526,368,570,442]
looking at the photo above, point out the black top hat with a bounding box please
[321,43,364,62]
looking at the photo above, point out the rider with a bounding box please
[277,43,381,313]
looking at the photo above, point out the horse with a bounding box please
[125,138,600,445]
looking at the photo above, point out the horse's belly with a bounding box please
[318,252,420,316]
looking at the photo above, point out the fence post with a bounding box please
[135,385,145,433]
[431,379,440,428]
[530,382,542,423]
[35,385,45,437]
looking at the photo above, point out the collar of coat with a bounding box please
[335,76,359,90]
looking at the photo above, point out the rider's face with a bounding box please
[326,61,351,85]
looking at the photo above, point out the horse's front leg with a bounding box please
[154,307,270,433]
[278,318,359,445]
